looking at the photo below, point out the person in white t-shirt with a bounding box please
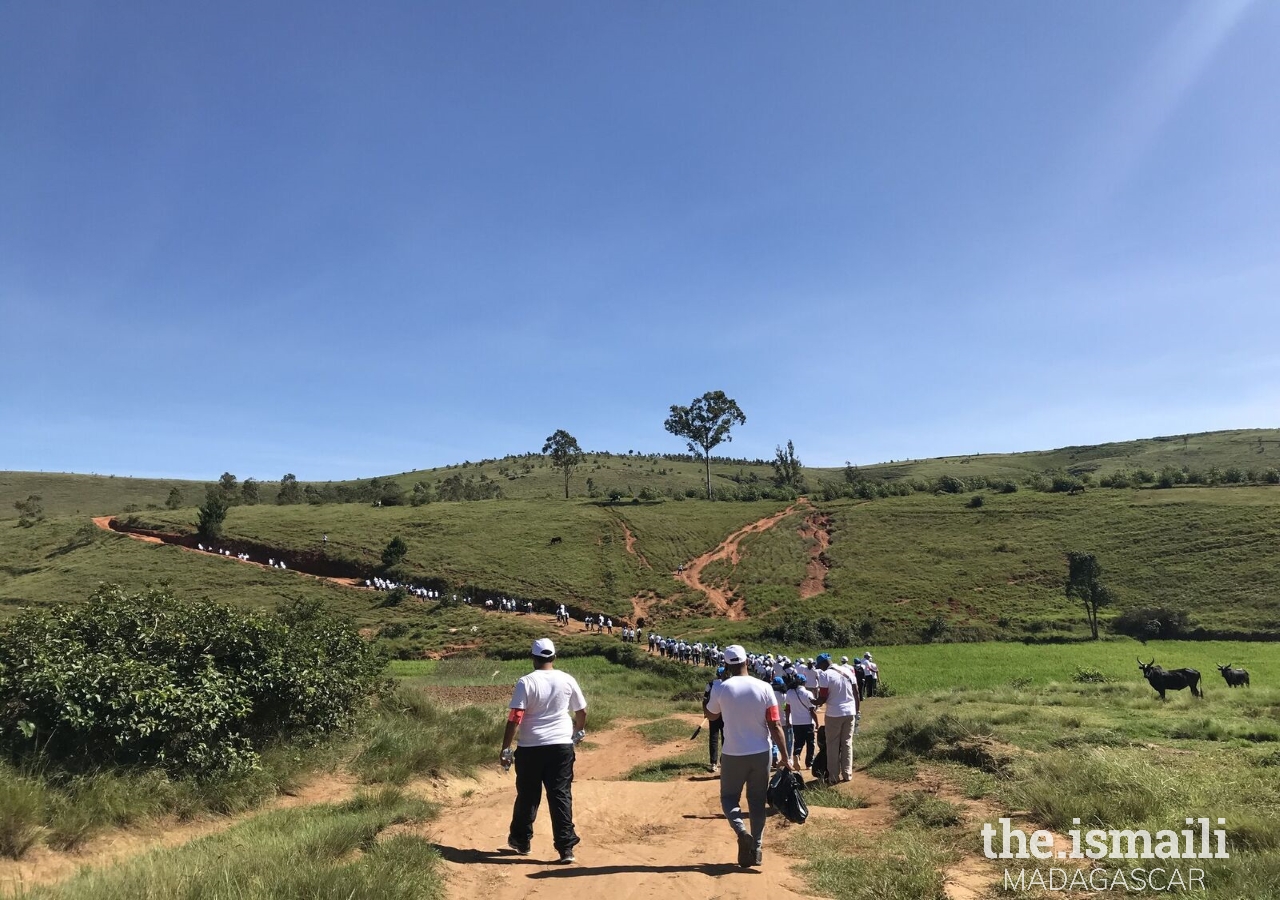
[814,652,860,783]
[501,638,587,864]
[705,645,794,870]
[785,673,818,770]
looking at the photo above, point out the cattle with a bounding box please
[1137,658,1203,700]
[1216,664,1250,688]
[549,536,563,546]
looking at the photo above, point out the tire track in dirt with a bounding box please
[797,511,832,599]
[674,502,805,619]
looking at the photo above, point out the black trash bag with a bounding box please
[811,724,829,783]
[767,770,809,825]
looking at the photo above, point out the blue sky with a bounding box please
[3,2,1278,480]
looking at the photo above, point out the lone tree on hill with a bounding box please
[240,478,260,505]
[542,429,585,498]
[218,472,238,503]
[1065,551,1113,640]
[277,473,302,505]
[664,390,747,500]
[197,487,229,541]
[165,487,184,510]
[771,439,803,490]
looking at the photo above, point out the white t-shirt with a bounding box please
[509,668,587,747]
[706,675,778,757]
[818,664,860,717]
[786,687,817,726]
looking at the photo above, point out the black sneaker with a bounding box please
[737,831,756,868]
[558,849,576,864]
[506,840,530,856]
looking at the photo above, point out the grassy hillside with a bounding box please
[108,498,791,619]
[0,472,212,520]
[804,485,1280,643]
[7,427,1278,518]
[852,427,1280,483]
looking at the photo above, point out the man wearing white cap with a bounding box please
[705,644,794,869]
[501,638,587,864]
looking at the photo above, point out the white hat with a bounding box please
[723,645,747,665]
[841,655,850,663]
[532,638,557,658]
[864,652,873,659]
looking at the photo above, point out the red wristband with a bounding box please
[508,709,525,724]
[766,706,780,723]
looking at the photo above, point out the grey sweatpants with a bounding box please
[719,751,770,843]
[825,713,855,780]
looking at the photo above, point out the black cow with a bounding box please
[1137,658,1202,700]
[1216,664,1250,688]
[549,536,563,546]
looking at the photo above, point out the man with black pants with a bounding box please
[501,638,587,864]
[704,666,728,772]
[705,645,794,869]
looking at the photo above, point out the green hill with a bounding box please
[4,428,1280,654]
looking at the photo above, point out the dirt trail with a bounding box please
[797,511,832,599]
[1,702,1006,900]
[615,520,650,569]
[674,502,804,619]
[92,516,366,589]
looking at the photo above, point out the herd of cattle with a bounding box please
[1137,658,1251,699]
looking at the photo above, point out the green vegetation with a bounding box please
[663,390,749,500]
[24,788,444,900]
[808,486,1280,643]
[791,823,955,900]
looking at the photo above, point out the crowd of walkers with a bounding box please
[195,543,288,569]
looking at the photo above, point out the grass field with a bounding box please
[799,485,1280,643]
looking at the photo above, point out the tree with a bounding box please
[542,429,585,499]
[165,487,184,510]
[240,478,260,505]
[663,390,747,500]
[13,494,44,528]
[218,472,238,503]
[1065,551,1114,640]
[771,439,803,490]
[197,487,229,541]
[410,482,432,507]
[277,474,302,505]
[381,536,408,569]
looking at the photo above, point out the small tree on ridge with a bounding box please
[542,429,585,499]
[664,390,746,500]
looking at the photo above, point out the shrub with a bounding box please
[0,587,384,776]
[1265,469,1280,485]
[1071,666,1111,684]
[196,487,229,540]
[966,495,984,508]
[1050,475,1084,493]
[935,475,965,494]
[381,536,409,569]
[1110,606,1192,640]
[995,480,1018,494]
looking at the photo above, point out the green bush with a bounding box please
[1071,666,1111,684]
[1110,606,1192,640]
[0,586,384,776]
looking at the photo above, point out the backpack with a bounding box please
[767,770,809,825]
[811,724,829,783]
